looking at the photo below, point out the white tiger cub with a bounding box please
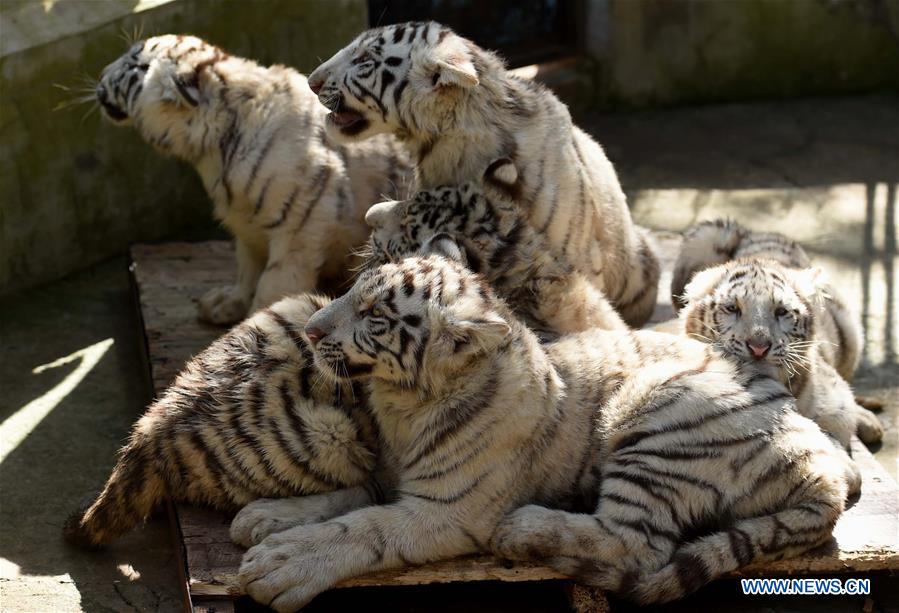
[97,35,411,324]
[306,22,660,327]
[232,255,854,610]
[679,259,883,449]
[671,219,882,447]
[363,158,627,336]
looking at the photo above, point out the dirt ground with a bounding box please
[1,94,896,612]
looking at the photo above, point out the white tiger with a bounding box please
[306,22,660,327]
[231,255,854,611]
[673,221,883,448]
[96,34,412,324]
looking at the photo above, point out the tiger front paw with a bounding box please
[197,285,250,325]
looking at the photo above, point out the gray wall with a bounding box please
[1,0,367,296]
[584,0,899,107]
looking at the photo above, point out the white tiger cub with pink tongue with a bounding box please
[96,35,411,324]
[232,255,853,611]
[307,22,659,327]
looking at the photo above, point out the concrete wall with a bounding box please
[1,0,367,296]
[585,0,899,107]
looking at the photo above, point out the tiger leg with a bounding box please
[198,237,265,325]
[250,234,326,313]
[63,440,165,549]
[489,504,674,581]
[614,229,661,328]
[534,276,628,333]
[230,484,378,547]
[625,495,843,604]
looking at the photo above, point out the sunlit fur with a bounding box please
[308,22,659,326]
[97,34,411,324]
[64,294,378,549]
[363,159,626,336]
[230,255,854,611]
[676,221,882,448]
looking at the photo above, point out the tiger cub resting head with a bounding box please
[680,257,883,448]
[363,158,626,336]
[64,294,378,549]
[232,254,853,611]
[97,34,410,325]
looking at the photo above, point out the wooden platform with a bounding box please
[130,240,899,611]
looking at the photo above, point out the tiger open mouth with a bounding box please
[327,100,369,135]
[96,84,129,122]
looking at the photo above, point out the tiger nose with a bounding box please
[307,72,325,95]
[304,325,327,347]
[746,340,771,359]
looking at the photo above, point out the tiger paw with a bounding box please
[489,504,560,561]
[855,407,884,444]
[231,496,346,548]
[197,285,249,325]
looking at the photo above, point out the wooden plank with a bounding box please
[131,239,899,605]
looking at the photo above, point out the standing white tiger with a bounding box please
[306,22,660,327]
[96,35,412,324]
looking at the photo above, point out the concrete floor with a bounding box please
[1,94,896,612]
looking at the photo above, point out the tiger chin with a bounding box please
[307,21,660,327]
[231,254,854,611]
[63,294,379,549]
[96,34,411,325]
[363,158,627,337]
[677,235,883,449]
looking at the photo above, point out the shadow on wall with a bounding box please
[0,0,369,298]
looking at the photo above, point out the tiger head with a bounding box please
[363,158,521,269]
[95,35,228,157]
[308,21,497,142]
[681,260,821,380]
[304,255,511,392]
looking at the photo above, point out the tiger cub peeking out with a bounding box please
[363,158,626,336]
[307,22,660,327]
[64,294,378,549]
[675,220,882,448]
[231,255,854,611]
[96,35,411,324]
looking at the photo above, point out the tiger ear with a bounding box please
[484,157,520,202]
[421,233,467,265]
[430,39,479,89]
[365,200,401,229]
[438,311,510,356]
[790,267,823,302]
[681,265,728,308]
[164,71,200,107]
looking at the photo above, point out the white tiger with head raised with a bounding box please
[96,35,411,324]
[306,22,660,327]
[231,255,855,611]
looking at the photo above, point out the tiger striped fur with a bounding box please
[96,35,411,325]
[307,22,660,327]
[679,257,883,448]
[232,255,854,610]
[362,158,626,337]
[64,294,378,549]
